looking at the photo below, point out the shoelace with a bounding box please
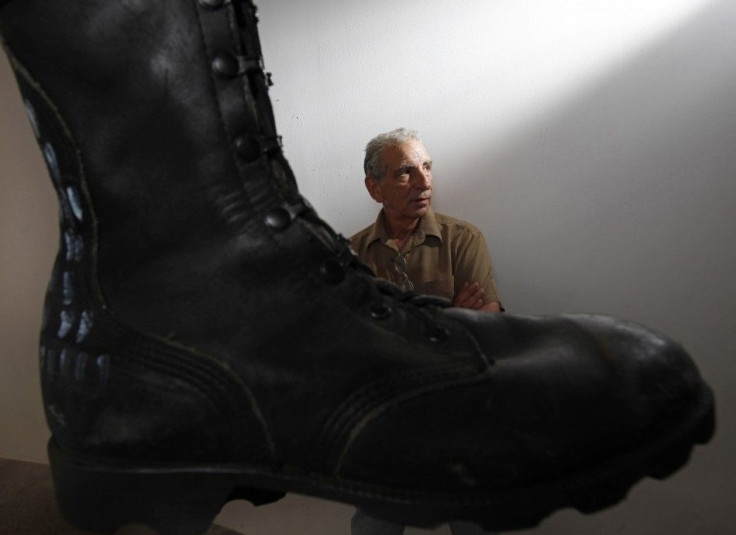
[309,215,454,343]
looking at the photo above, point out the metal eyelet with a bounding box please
[264,206,291,230]
[319,259,345,284]
[198,0,228,9]
[212,52,240,78]
[428,325,450,343]
[370,303,391,320]
[234,135,261,162]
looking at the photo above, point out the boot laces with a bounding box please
[298,204,453,342]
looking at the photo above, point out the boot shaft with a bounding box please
[0,0,349,457]
[0,0,301,285]
[0,0,314,336]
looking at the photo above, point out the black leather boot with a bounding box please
[0,1,714,534]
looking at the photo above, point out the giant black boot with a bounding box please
[0,1,714,534]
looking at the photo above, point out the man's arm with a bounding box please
[453,281,502,311]
[452,226,503,312]
[481,300,502,312]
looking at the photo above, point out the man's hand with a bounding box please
[481,300,502,312]
[453,281,486,310]
[453,282,502,312]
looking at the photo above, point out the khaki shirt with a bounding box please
[350,208,501,305]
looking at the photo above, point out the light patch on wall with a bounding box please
[256,0,715,231]
[443,0,712,148]
[259,0,712,155]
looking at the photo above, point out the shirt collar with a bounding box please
[414,207,442,244]
[366,208,443,248]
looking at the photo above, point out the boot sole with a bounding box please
[49,386,714,535]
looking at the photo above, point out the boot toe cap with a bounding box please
[336,313,711,493]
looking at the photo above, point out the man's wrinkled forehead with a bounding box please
[383,140,431,167]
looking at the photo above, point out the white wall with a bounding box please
[1,1,734,534]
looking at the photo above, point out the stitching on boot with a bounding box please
[6,37,279,465]
[325,365,496,476]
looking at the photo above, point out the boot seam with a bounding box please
[324,364,496,476]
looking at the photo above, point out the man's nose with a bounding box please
[413,169,431,188]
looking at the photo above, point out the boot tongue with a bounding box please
[306,218,345,254]
[291,198,348,255]
[270,155,301,201]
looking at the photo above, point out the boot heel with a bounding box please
[48,439,235,535]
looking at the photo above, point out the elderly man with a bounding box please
[350,128,502,535]
[351,128,503,312]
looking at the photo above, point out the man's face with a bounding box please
[366,139,433,223]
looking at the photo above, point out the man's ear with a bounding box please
[365,176,383,204]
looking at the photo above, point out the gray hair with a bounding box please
[363,127,422,179]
